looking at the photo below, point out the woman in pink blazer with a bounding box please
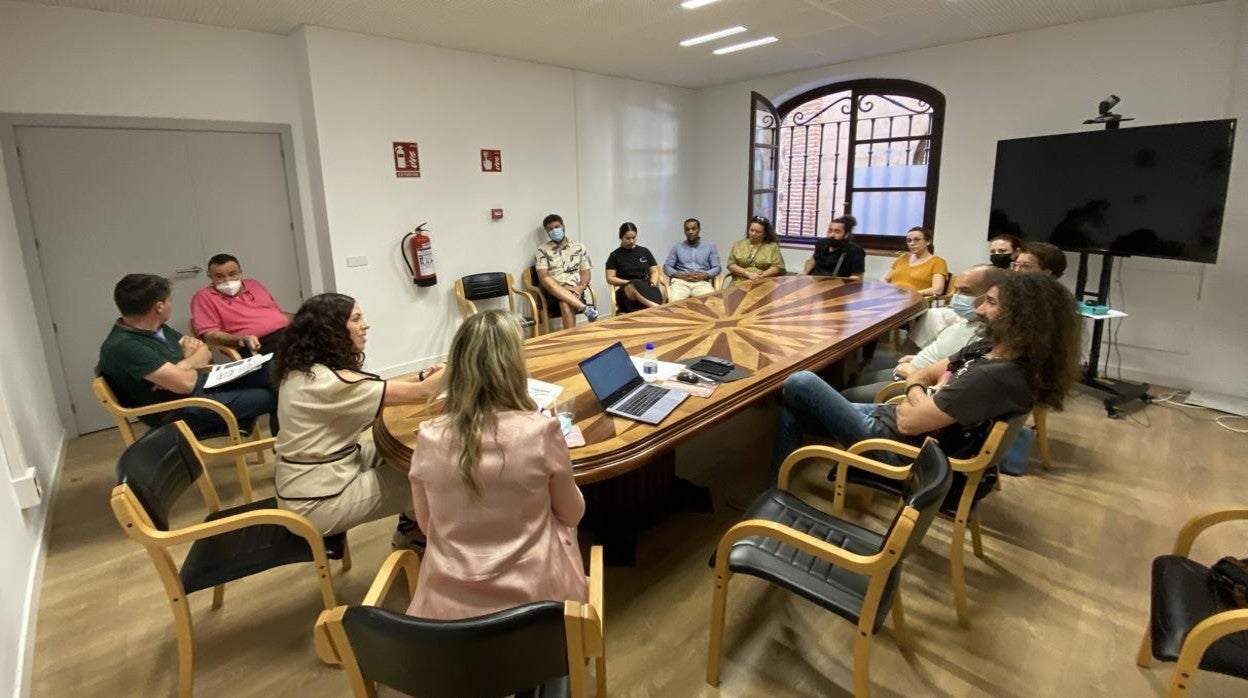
[408,310,587,620]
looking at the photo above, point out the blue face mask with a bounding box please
[950,293,977,320]
[548,227,565,243]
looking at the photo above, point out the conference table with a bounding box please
[374,276,925,561]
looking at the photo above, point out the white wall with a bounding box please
[694,1,1248,398]
[299,27,697,374]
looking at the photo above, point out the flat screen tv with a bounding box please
[988,119,1235,264]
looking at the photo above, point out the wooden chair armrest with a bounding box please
[1171,507,1248,557]
[362,549,423,607]
[714,518,885,575]
[512,288,540,323]
[575,545,605,658]
[219,346,243,362]
[777,444,912,491]
[847,439,923,460]
[1178,608,1248,665]
[183,432,276,458]
[874,381,907,404]
[456,297,479,317]
[145,506,327,550]
[113,395,235,421]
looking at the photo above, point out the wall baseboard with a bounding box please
[16,429,67,698]
[373,354,449,380]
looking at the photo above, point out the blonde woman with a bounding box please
[407,311,587,620]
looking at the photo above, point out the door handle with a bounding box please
[174,265,203,276]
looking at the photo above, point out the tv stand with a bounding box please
[1073,251,1151,418]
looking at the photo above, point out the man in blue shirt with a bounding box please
[663,218,721,301]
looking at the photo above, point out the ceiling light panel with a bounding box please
[713,36,779,55]
[680,26,747,47]
[681,0,723,9]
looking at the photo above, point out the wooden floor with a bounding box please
[29,387,1248,697]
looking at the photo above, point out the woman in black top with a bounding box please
[805,215,865,279]
[605,222,664,313]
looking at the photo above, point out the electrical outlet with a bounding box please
[346,255,369,267]
[12,468,42,509]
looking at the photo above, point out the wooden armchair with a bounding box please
[522,266,599,334]
[111,421,348,698]
[831,415,1027,626]
[188,320,243,362]
[454,272,540,337]
[607,275,669,316]
[92,375,265,502]
[1137,507,1248,697]
[316,546,606,697]
[928,273,956,307]
[706,440,952,697]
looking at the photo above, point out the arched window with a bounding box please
[749,79,945,251]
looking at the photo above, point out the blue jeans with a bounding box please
[771,371,894,475]
[147,369,277,438]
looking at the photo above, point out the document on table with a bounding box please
[528,378,564,411]
[629,356,685,381]
[204,353,272,389]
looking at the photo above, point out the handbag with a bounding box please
[1210,556,1248,607]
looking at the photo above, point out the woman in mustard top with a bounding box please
[883,226,948,298]
[726,215,785,286]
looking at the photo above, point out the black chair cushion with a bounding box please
[844,468,996,516]
[116,423,203,531]
[1149,555,1248,678]
[461,272,511,301]
[712,489,900,632]
[180,496,346,594]
[342,602,570,698]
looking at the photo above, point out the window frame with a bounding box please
[768,78,946,252]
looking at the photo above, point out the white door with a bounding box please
[15,126,302,434]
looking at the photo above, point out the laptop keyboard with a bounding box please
[616,384,669,415]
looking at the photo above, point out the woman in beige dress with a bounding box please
[408,310,587,620]
[272,292,445,546]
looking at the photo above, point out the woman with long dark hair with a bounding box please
[407,311,586,620]
[725,215,785,286]
[272,293,445,545]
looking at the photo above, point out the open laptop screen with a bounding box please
[579,342,640,405]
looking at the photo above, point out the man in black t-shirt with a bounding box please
[804,215,865,280]
[771,273,1080,470]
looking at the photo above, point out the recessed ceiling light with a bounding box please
[681,0,722,8]
[680,26,747,47]
[713,36,779,55]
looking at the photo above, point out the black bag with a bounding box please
[1210,556,1248,607]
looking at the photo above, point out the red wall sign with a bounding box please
[481,149,502,173]
[393,142,421,178]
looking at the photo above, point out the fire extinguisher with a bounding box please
[401,223,438,287]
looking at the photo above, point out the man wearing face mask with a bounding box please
[805,215,865,279]
[535,213,598,328]
[191,253,292,357]
[841,265,1004,402]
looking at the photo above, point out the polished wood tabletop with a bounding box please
[374,277,925,485]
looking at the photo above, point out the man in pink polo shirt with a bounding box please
[190,253,292,357]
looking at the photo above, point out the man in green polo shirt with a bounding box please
[97,274,277,437]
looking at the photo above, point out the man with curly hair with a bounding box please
[771,272,1081,469]
[98,273,277,438]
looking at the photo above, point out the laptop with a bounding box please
[578,342,689,425]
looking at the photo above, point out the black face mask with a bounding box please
[989,253,1013,269]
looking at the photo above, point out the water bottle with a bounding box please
[643,342,658,382]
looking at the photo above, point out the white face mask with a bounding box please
[215,280,242,296]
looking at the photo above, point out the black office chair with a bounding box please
[1137,507,1248,697]
[706,439,953,697]
[317,546,606,698]
[110,421,349,698]
[833,414,1028,626]
[455,272,540,337]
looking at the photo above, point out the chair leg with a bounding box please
[950,516,970,627]
[169,593,195,698]
[1034,408,1052,470]
[969,513,985,559]
[595,655,607,698]
[891,591,908,650]
[853,627,873,698]
[248,429,266,465]
[313,620,341,667]
[315,559,338,611]
[211,584,225,610]
[233,453,254,503]
[706,572,731,687]
[1167,650,1201,698]
[1137,626,1153,667]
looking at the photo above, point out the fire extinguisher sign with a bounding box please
[393,142,421,178]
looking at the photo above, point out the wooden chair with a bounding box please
[92,375,265,502]
[316,546,606,697]
[928,273,956,307]
[607,275,669,316]
[831,416,1027,626]
[1137,507,1248,697]
[110,421,349,698]
[454,272,539,337]
[706,440,953,697]
[522,265,598,334]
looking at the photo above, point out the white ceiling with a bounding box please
[18,0,1215,88]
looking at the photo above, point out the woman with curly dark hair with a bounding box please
[771,272,1080,468]
[272,293,446,546]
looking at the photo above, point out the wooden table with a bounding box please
[375,277,924,481]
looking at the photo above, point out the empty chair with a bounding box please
[706,439,952,697]
[110,421,348,698]
[317,545,606,697]
[1137,506,1248,697]
[454,272,539,337]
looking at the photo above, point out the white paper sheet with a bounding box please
[629,355,684,381]
[204,353,272,389]
[527,378,564,411]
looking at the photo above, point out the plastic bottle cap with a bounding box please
[645,342,654,350]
